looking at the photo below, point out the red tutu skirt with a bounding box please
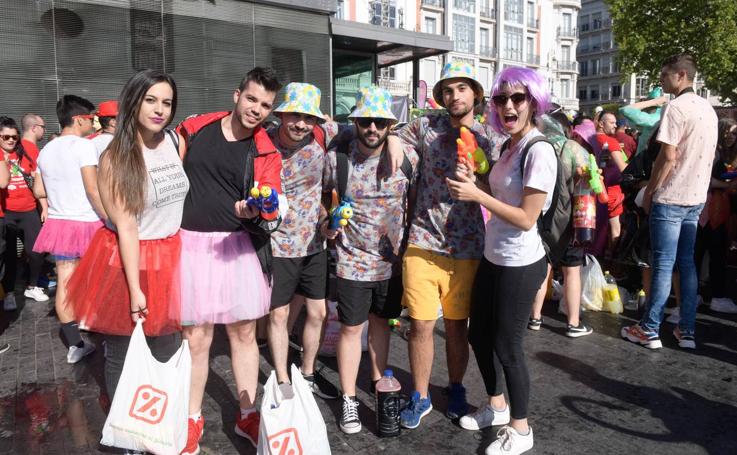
[66,227,182,337]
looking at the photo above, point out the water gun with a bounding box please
[584,154,609,204]
[456,126,490,175]
[388,318,401,329]
[246,185,279,221]
[329,189,354,230]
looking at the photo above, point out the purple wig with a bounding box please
[485,66,552,135]
[572,119,601,154]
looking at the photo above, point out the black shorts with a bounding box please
[335,275,403,326]
[558,244,584,268]
[270,251,328,309]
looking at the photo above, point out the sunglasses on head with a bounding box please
[355,118,391,129]
[0,135,19,141]
[492,93,529,107]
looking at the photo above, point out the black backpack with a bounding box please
[501,136,571,264]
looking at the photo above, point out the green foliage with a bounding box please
[607,0,737,105]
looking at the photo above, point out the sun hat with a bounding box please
[432,61,484,108]
[273,82,325,121]
[347,85,397,121]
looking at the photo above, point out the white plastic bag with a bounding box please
[581,254,606,312]
[319,300,368,356]
[258,364,331,455]
[101,321,190,455]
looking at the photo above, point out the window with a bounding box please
[452,14,476,53]
[503,26,523,61]
[526,36,535,61]
[590,86,599,101]
[422,59,438,86]
[336,0,345,19]
[454,0,476,13]
[526,1,535,27]
[591,59,599,75]
[561,79,570,99]
[425,17,437,34]
[480,28,489,46]
[561,46,570,63]
[578,37,588,53]
[371,1,397,28]
[579,60,588,77]
[579,86,587,100]
[380,67,396,80]
[591,34,601,51]
[635,77,649,98]
[479,65,490,92]
[505,0,523,24]
[579,15,589,32]
[562,13,572,33]
[592,12,602,29]
[611,84,622,98]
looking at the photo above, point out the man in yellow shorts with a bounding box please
[394,62,503,428]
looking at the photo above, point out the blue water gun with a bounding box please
[329,194,354,230]
[246,185,279,221]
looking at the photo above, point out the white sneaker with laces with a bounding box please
[339,395,361,434]
[460,403,510,430]
[709,297,737,314]
[3,294,17,311]
[67,342,95,364]
[24,286,49,302]
[486,425,534,455]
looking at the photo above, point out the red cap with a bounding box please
[96,100,118,118]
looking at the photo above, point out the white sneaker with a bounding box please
[24,286,49,302]
[665,312,680,324]
[460,403,510,430]
[486,426,534,455]
[67,342,95,364]
[3,294,17,311]
[709,297,737,314]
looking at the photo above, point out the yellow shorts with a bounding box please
[402,245,480,321]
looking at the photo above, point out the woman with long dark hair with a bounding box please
[0,116,48,310]
[66,69,189,406]
[447,66,556,455]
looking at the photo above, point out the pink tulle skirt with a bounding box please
[180,229,272,326]
[33,218,104,258]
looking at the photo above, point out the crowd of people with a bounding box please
[0,51,734,455]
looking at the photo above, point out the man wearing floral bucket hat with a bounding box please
[394,60,505,429]
[322,85,419,435]
[265,82,344,400]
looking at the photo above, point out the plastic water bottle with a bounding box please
[603,271,623,314]
[375,369,402,437]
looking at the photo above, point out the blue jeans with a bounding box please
[641,202,704,336]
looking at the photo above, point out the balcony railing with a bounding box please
[526,54,540,65]
[557,27,577,38]
[479,45,497,58]
[378,78,412,96]
[421,0,444,7]
[557,61,577,71]
[527,18,539,29]
[503,50,522,61]
[480,7,496,19]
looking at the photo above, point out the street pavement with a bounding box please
[1,286,736,454]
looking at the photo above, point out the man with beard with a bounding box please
[176,67,284,454]
[322,86,418,434]
[394,62,502,429]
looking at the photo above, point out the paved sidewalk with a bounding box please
[1,288,736,454]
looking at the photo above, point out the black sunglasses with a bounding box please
[0,135,19,141]
[492,93,529,107]
[355,118,391,129]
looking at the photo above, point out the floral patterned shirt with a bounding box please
[323,140,420,281]
[395,114,505,259]
[268,122,349,258]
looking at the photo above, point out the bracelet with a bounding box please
[130,306,148,315]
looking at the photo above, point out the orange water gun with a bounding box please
[456,126,490,175]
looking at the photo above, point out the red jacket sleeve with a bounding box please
[253,151,282,195]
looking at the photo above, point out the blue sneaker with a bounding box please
[400,391,433,429]
[446,383,468,419]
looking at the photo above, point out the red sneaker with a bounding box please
[181,416,205,455]
[234,411,260,447]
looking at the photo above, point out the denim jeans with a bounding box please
[641,202,704,336]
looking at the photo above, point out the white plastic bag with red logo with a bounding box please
[100,320,191,454]
[258,364,331,455]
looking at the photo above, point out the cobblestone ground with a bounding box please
[1,285,736,454]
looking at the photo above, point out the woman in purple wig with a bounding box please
[446,66,557,455]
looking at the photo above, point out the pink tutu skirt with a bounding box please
[180,229,271,325]
[33,218,104,258]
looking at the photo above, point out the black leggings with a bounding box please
[468,256,547,420]
[2,210,44,291]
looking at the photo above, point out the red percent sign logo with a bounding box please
[267,428,303,455]
[129,385,169,425]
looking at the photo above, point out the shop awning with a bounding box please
[330,18,452,67]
